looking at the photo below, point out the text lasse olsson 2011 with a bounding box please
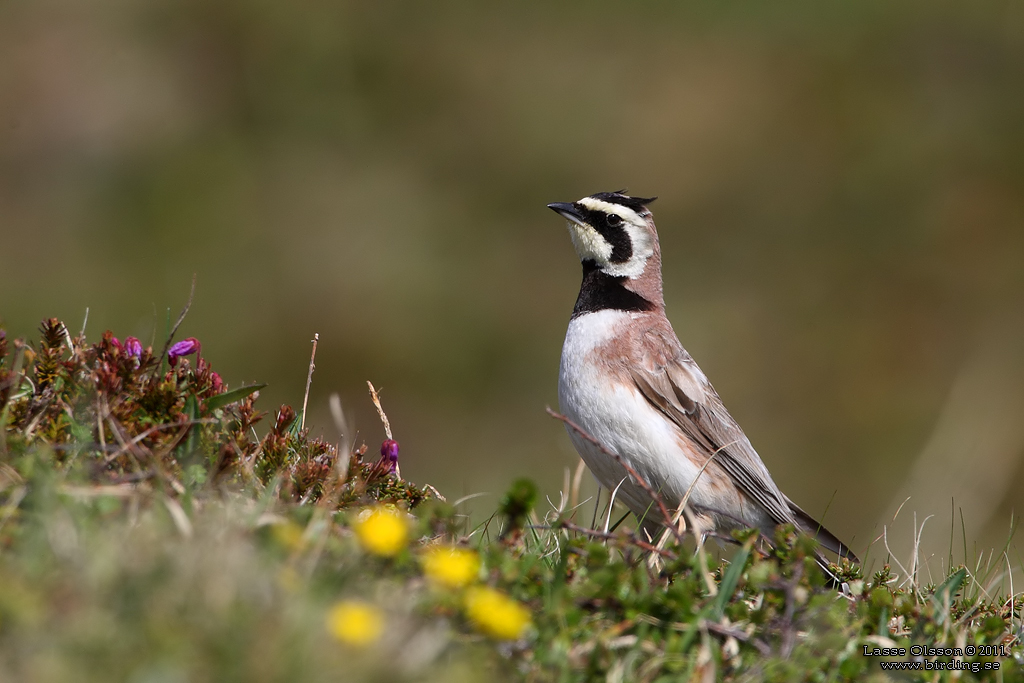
[863,644,1010,658]
[863,644,1011,673]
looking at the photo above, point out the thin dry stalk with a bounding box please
[653,441,735,556]
[685,506,719,596]
[634,614,771,657]
[604,477,627,534]
[557,520,677,560]
[367,381,392,440]
[328,393,352,483]
[60,321,74,355]
[103,419,215,463]
[300,333,319,431]
[909,512,935,588]
[555,466,571,515]
[96,403,106,455]
[570,457,586,513]
[590,485,603,530]
[104,411,147,475]
[881,525,913,592]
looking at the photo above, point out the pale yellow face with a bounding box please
[563,196,655,279]
[566,215,614,265]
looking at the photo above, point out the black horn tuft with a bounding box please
[591,191,657,213]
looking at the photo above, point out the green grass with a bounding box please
[1,319,1022,681]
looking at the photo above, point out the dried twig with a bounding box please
[103,419,216,463]
[686,506,720,596]
[95,400,106,455]
[104,411,147,474]
[555,520,678,559]
[367,381,392,440]
[320,393,353,510]
[60,321,74,355]
[300,333,319,431]
[653,440,738,578]
[570,457,586,513]
[328,393,351,481]
[634,613,771,656]
[704,621,771,657]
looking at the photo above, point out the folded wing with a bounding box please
[628,333,857,562]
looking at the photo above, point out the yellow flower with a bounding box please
[464,586,531,640]
[272,520,306,552]
[277,566,301,593]
[326,600,384,647]
[353,506,408,557]
[422,546,481,589]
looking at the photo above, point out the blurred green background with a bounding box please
[2,0,1023,570]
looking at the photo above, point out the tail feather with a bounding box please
[785,495,858,563]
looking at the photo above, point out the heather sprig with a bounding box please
[0,319,428,510]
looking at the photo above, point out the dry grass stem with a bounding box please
[367,381,392,440]
[300,333,319,431]
[570,457,586,513]
[79,307,89,338]
[328,392,351,483]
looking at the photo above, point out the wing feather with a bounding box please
[785,495,858,561]
[628,329,856,560]
[631,361,796,528]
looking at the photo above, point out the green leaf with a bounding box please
[182,394,200,456]
[204,383,267,412]
[931,567,967,622]
[287,411,304,438]
[932,567,967,605]
[713,538,753,619]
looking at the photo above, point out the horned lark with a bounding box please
[549,191,856,566]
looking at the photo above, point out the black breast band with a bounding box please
[572,261,656,319]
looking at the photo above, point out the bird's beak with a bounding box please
[547,202,586,226]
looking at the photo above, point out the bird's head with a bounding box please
[547,191,659,279]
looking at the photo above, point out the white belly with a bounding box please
[557,311,708,519]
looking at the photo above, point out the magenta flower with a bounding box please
[210,371,223,393]
[168,337,200,367]
[379,439,400,474]
[110,337,121,349]
[124,337,143,358]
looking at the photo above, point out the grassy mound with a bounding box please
[1,319,1021,681]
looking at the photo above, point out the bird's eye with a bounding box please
[606,214,622,227]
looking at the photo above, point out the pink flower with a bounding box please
[168,337,201,367]
[379,439,400,474]
[210,371,223,393]
[124,337,143,358]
